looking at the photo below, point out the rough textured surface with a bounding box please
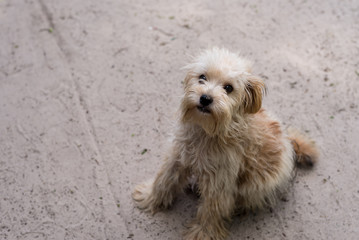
[1,0,358,239]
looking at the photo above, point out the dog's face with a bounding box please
[180,48,266,136]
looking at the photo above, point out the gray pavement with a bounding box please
[1,0,359,239]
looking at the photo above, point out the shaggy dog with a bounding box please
[132,48,318,240]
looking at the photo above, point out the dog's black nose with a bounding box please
[200,95,213,106]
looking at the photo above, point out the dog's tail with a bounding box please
[288,128,319,168]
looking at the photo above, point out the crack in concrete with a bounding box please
[38,0,68,58]
[36,0,130,237]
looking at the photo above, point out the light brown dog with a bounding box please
[132,48,318,240]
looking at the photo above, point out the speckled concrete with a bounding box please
[1,0,359,239]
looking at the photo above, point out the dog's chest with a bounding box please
[181,135,240,175]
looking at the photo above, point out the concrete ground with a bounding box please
[1,0,359,239]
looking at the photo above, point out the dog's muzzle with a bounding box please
[197,94,213,113]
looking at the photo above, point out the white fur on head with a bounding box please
[180,47,265,136]
[183,47,253,85]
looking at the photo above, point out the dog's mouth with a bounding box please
[197,105,211,114]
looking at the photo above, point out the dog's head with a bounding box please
[180,48,266,136]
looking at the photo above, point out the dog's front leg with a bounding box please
[132,147,186,214]
[184,173,237,240]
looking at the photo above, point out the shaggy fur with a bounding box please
[132,48,319,240]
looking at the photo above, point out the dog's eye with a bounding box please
[199,74,207,80]
[224,84,233,93]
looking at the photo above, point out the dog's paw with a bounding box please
[184,224,213,240]
[132,181,155,212]
[132,180,162,214]
[184,222,228,240]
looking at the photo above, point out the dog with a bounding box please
[132,48,319,240]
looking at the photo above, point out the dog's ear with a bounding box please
[183,71,198,90]
[243,75,266,114]
[183,73,192,87]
